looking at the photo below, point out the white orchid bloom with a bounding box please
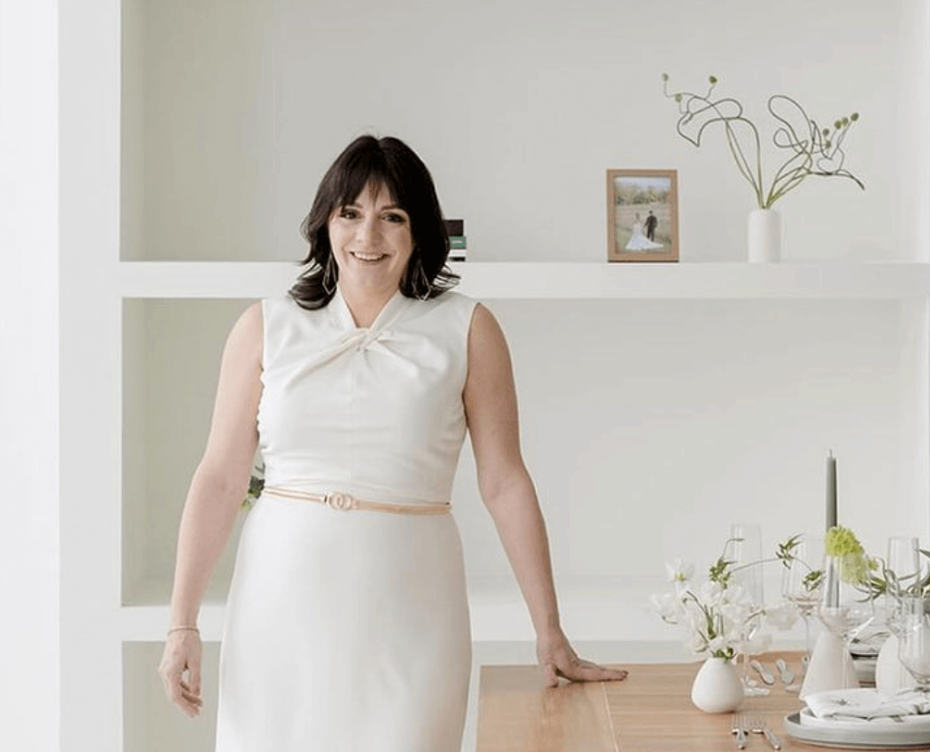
[719,598,753,624]
[706,633,731,656]
[686,630,708,654]
[698,580,725,605]
[650,592,683,623]
[762,600,800,630]
[736,631,772,656]
[665,556,694,594]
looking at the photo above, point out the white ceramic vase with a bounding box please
[748,208,782,263]
[799,630,859,700]
[690,657,744,713]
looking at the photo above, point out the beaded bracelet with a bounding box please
[167,626,200,636]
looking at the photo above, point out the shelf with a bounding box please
[119,575,687,644]
[122,603,227,642]
[116,261,930,300]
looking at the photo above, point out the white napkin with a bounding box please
[806,688,930,720]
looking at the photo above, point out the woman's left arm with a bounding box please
[463,303,628,687]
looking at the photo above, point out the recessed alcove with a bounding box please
[122,298,253,606]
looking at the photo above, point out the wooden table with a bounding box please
[476,651,911,751]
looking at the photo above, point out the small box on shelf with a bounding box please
[445,218,467,262]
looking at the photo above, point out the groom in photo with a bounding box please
[644,210,658,241]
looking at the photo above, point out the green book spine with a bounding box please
[449,236,467,249]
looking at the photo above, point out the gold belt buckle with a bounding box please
[325,492,358,511]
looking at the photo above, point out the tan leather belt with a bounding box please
[262,486,451,515]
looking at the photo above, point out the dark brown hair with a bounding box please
[289,135,459,308]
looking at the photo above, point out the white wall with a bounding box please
[124,0,926,265]
[456,299,919,640]
[119,0,930,626]
[59,1,124,750]
[0,0,60,749]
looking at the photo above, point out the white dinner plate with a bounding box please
[850,632,889,658]
[799,707,930,731]
[784,711,930,748]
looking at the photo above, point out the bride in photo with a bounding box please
[625,212,664,251]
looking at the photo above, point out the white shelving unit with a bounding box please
[116,259,930,650]
[53,2,929,751]
[118,260,930,300]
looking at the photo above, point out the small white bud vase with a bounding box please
[747,208,782,263]
[690,657,744,713]
[799,630,859,700]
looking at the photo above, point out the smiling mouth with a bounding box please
[350,251,388,262]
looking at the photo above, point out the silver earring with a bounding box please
[322,255,336,295]
[412,254,432,301]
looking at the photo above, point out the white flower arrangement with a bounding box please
[652,545,797,662]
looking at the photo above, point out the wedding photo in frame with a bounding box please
[607,169,679,262]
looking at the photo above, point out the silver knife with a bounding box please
[763,726,783,750]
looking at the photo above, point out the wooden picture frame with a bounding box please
[607,169,679,262]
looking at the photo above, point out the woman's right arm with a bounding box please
[158,301,263,717]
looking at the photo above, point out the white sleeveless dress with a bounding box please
[215,288,478,752]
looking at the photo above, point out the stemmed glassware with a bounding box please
[782,535,825,661]
[897,596,930,693]
[727,523,767,695]
[817,553,876,688]
[883,537,921,641]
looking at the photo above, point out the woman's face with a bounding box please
[327,182,414,296]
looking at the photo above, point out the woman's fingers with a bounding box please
[187,651,203,697]
[568,663,629,682]
[158,636,204,717]
[539,638,630,686]
[167,675,202,712]
[179,679,204,704]
[173,679,203,717]
[542,661,560,688]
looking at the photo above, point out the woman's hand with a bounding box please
[158,630,204,718]
[536,628,629,688]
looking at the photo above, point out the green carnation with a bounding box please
[825,525,864,557]
[826,526,875,584]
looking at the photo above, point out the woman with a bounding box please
[158,135,628,751]
[625,211,664,251]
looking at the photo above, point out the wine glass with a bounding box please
[897,596,930,693]
[817,553,876,687]
[883,537,921,641]
[782,535,825,661]
[727,523,766,695]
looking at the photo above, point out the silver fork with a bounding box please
[747,714,782,750]
[731,710,747,749]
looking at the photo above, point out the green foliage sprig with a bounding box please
[243,465,264,510]
[777,534,824,594]
[662,74,865,209]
